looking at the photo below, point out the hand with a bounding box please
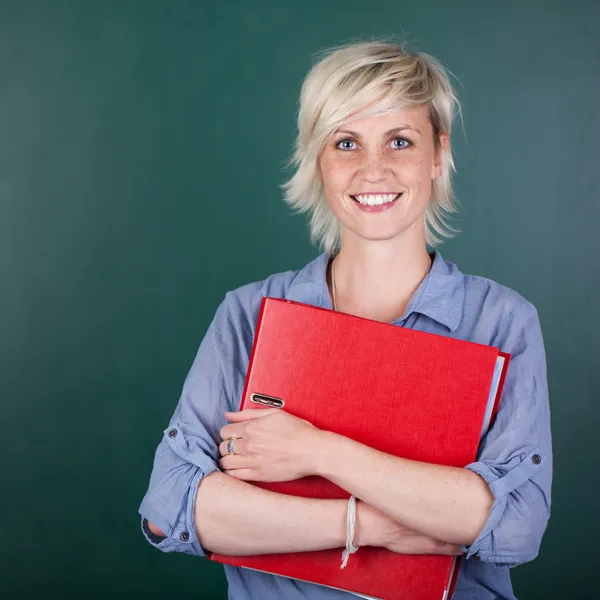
[355,501,464,556]
[219,409,320,482]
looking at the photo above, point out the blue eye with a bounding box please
[391,138,410,149]
[336,139,357,150]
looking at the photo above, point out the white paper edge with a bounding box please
[480,355,505,440]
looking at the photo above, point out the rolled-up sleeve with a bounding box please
[138,295,236,557]
[462,302,552,567]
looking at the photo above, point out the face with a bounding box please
[318,105,447,246]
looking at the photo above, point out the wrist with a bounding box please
[304,428,339,477]
[353,500,377,547]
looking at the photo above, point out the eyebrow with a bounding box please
[335,126,422,137]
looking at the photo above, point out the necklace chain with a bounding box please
[331,256,338,311]
[331,254,434,314]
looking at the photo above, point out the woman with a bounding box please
[139,41,552,600]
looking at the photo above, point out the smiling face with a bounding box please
[318,104,447,246]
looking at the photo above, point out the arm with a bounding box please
[193,471,349,555]
[193,471,461,556]
[221,410,491,547]
[309,433,493,547]
[145,460,462,557]
[457,303,552,566]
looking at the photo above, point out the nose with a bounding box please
[360,149,389,182]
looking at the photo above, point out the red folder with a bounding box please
[210,298,510,600]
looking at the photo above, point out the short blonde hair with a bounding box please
[282,41,461,254]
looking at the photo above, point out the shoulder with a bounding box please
[463,271,537,319]
[448,260,541,349]
[215,262,313,336]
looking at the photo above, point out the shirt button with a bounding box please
[180,531,190,542]
[532,454,542,465]
[472,552,481,561]
[168,428,178,438]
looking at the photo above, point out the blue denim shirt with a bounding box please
[139,251,552,600]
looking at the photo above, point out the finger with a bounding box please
[435,541,464,556]
[218,438,246,457]
[448,544,464,556]
[223,468,256,481]
[219,423,245,441]
[219,454,251,471]
[224,408,279,423]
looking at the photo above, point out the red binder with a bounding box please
[210,298,510,600]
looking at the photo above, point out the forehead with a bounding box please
[336,104,431,133]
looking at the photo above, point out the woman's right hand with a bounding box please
[355,500,464,556]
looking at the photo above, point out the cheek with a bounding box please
[399,155,434,190]
[320,156,351,196]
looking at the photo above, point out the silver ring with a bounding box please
[226,437,239,455]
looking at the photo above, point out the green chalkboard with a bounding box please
[2,1,599,598]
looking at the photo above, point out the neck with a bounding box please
[330,236,432,323]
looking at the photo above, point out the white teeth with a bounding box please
[354,193,399,206]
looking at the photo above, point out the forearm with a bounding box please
[313,431,493,546]
[194,471,349,555]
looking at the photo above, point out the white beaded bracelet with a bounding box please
[340,495,359,569]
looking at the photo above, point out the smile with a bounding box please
[350,193,402,207]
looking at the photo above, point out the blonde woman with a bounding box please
[140,41,552,600]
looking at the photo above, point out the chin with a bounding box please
[342,218,425,244]
[350,229,409,243]
[332,203,426,244]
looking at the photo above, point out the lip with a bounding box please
[352,192,400,196]
[350,192,402,212]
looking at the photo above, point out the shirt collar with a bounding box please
[286,250,465,332]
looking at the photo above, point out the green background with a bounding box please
[1,0,598,598]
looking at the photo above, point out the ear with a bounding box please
[431,133,448,179]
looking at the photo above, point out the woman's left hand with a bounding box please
[219,409,321,482]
